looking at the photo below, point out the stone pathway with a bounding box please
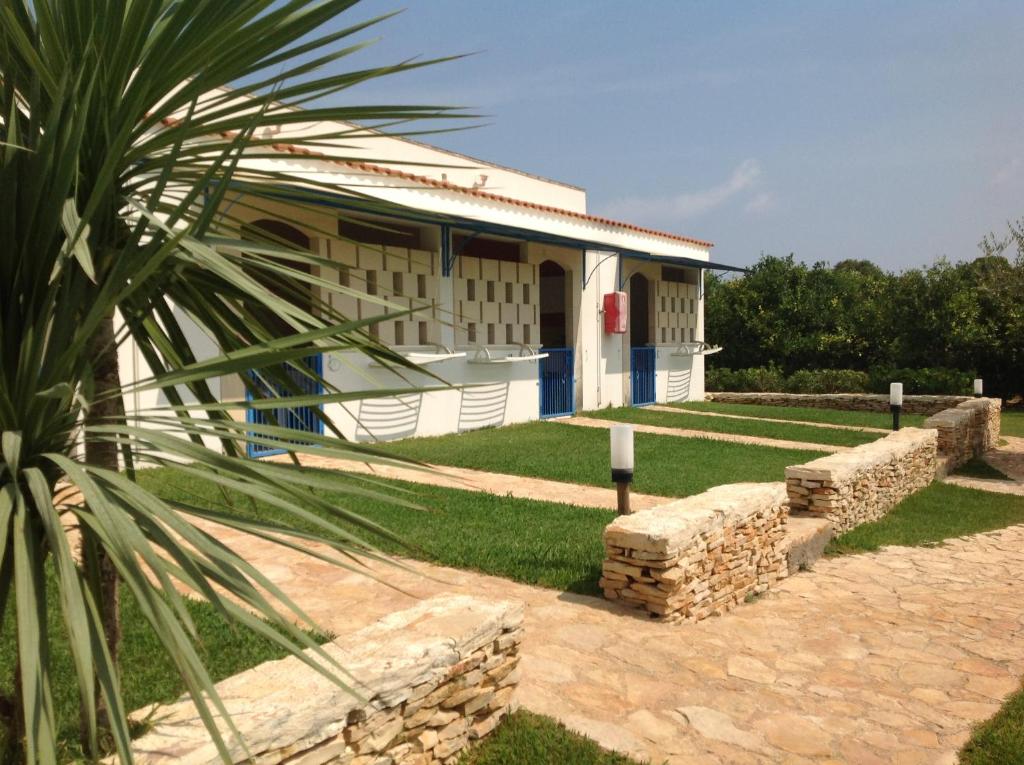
[944,475,1024,496]
[194,517,1024,765]
[564,416,847,454]
[986,435,1024,481]
[267,453,673,512]
[649,404,890,434]
[943,435,1024,496]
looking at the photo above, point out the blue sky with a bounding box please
[325,1,1024,270]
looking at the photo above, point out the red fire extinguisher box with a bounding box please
[603,291,628,334]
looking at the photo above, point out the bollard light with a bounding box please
[974,378,983,398]
[610,424,634,515]
[889,382,903,431]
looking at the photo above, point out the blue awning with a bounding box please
[615,250,749,274]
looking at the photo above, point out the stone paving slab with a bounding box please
[985,435,1024,481]
[563,416,848,454]
[942,435,1024,496]
[268,453,673,512]
[649,404,890,434]
[189,515,1024,765]
[943,475,1024,496]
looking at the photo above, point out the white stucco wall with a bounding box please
[124,98,718,447]
[115,235,710,454]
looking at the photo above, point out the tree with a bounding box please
[1,1,461,761]
[706,249,1023,398]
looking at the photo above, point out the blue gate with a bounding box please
[539,348,575,418]
[246,353,324,458]
[631,347,656,407]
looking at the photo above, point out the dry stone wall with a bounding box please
[707,391,970,416]
[601,483,790,622]
[785,428,937,533]
[924,398,1001,472]
[121,595,523,765]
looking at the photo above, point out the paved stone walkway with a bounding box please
[564,416,847,454]
[943,435,1024,496]
[649,404,890,434]
[194,517,1024,765]
[986,435,1024,481]
[267,453,673,512]
[944,475,1024,496]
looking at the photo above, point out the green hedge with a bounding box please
[706,366,974,395]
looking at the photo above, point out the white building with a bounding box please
[121,110,745,454]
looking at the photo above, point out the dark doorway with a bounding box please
[537,260,574,417]
[242,219,313,337]
[240,220,323,456]
[629,273,650,347]
[539,260,568,348]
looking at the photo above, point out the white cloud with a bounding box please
[992,157,1022,187]
[602,159,763,222]
[744,191,777,215]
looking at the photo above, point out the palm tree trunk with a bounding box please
[81,312,124,750]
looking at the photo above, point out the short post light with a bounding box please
[610,424,634,515]
[974,378,983,398]
[890,382,903,431]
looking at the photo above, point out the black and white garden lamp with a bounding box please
[974,378,983,398]
[890,382,903,431]
[610,424,634,515]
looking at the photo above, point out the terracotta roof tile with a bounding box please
[160,116,714,249]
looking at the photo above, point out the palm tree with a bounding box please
[1,1,462,761]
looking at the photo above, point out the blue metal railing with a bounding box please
[246,353,324,457]
[631,347,656,407]
[539,348,575,418]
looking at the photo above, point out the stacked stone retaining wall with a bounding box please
[122,595,523,765]
[924,398,1001,473]
[785,428,937,533]
[707,391,970,416]
[601,482,789,622]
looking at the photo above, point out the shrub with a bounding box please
[782,369,868,393]
[734,365,785,392]
[705,366,737,391]
[708,366,972,395]
[867,367,974,395]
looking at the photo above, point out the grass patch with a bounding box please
[458,710,639,765]
[953,458,1011,481]
[961,680,1024,764]
[139,469,614,596]
[672,400,926,429]
[588,405,878,447]
[827,482,1024,554]
[373,421,825,500]
[0,571,303,760]
[1002,410,1024,439]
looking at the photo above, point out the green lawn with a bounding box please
[459,711,639,765]
[961,680,1024,765]
[0,572,303,761]
[671,400,926,429]
[827,482,1024,554]
[1002,410,1024,438]
[588,405,878,448]
[372,421,825,499]
[139,468,614,596]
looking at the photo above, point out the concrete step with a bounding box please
[785,515,833,573]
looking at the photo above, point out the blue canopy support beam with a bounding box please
[253,185,748,277]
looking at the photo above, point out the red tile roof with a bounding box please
[160,116,714,249]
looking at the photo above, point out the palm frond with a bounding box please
[1,0,468,760]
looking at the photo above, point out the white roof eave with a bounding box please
[238,155,712,261]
